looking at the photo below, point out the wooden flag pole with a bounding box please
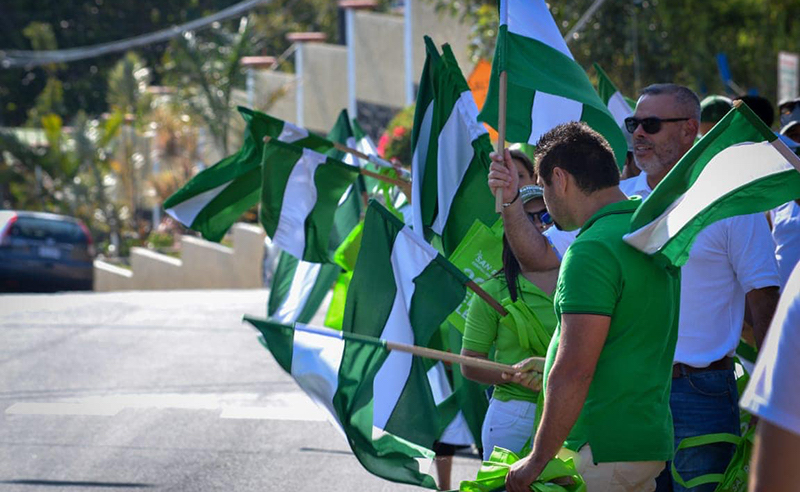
[331,141,411,179]
[263,136,411,190]
[466,280,508,317]
[384,338,544,376]
[494,70,508,213]
[283,320,540,375]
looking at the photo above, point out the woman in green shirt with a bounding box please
[461,180,559,460]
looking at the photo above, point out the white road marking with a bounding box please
[5,391,327,421]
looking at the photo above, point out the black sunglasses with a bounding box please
[528,209,553,226]
[624,116,690,134]
[781,101,800,114]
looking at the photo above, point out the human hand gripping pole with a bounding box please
[493,70,509,212]
[501,356,545,392]
[488,149,520,211]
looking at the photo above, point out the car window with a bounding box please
[10,217,88,244]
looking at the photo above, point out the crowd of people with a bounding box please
[455,83,800,492]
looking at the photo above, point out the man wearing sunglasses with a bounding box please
[490,83,780,492]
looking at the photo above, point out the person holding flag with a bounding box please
[501,122,680,491]
[461,182,558,461]
[490,83,782,492]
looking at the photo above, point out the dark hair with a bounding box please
[501,234,523,302]
[640,83,701,121]
[533,122,620,193]
[509,149,535,178]
[737,95,775,128]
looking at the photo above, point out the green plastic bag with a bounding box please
[458,447,586,492]
[499,298,554,356]
[445,219,504,333]
[671,426,755,492]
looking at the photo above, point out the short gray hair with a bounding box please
[640,83,701,121]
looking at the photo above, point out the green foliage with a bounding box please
[162,16,256,155]
[433,0,800,108]
[107,52,153,118]
[145,230,174,249]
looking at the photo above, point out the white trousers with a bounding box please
[481,397,537,461]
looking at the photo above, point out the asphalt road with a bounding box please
[0,289,481,492]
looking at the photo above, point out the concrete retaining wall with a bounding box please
[94,223,266,292]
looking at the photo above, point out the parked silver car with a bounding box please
[0,210,95,292]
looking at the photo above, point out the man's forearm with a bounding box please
[502,200,560,272]
[527,361,594,472]
[747,286,780,349]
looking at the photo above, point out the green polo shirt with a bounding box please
[543,197,679,463]
[463,276,557,403]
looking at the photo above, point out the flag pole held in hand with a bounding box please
[495,71,508,213]
[246,316,543,375]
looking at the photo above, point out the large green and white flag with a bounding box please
[164,107,331,242]
[412,37,497,256]
[267,251,341,323]
[410,37,440,238]
[260,140,360,263]
[593,63,635,131]
[266,113,369,324]
[244,318,439,489]
[342,201,470,447]
[625,102,800,267]
[478,0,627,167]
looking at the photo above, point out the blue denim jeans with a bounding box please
[655,368,740,492]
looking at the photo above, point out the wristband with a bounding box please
[502,189,520,209]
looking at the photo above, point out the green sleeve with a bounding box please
[556,239,621,317]
[463,280,502,353]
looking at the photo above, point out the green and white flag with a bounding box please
[412,37,497,256]
[267,251,341,323]
[244,318,439,489]
[625,102,800,267]
[164,107,331,242]
[260,140,360,263]
[593,63,636,131]
[478,0,627,167]
[343,201,470,447]
[410,37,439,238]
[266,113,371,324]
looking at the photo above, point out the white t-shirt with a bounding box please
[548,173,780,367]
[770,201,800,290]
[544,174,650,259]
[740,262,800,437]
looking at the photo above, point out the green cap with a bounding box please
[700,95,732,122]
[520,185,544,203]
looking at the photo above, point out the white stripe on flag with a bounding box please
[432,91,487,235]
[372,227,439,431]
[411,102,435,237]
[607,91,631,128]
[273,149,328,259]
[506,0,573,60]
[427,363,472,446]
[278,122,309,143]
[529,92,583,144]
[165,181,231,227]
[272,261,323,323]
[291,325,345,431]
[343,136,358,167]
[625,141,792,253]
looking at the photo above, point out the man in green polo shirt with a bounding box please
[501,122,680,492]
